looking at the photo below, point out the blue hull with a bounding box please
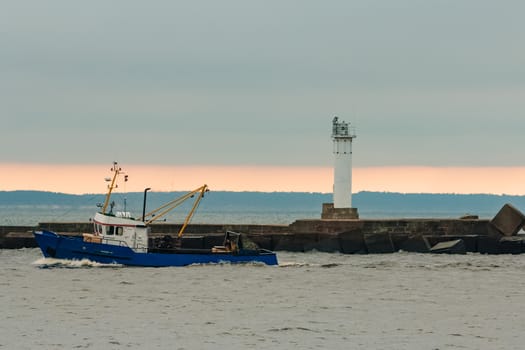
[33,230,278,267]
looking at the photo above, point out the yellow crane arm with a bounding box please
[143,190,198,221]
[144,185,209,238]
[178,185,208,238]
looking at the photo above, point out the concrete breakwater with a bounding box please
[2,204,525,254]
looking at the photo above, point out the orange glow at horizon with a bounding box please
[1,163,525,195]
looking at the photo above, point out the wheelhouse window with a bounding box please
[116,227,123,236]
[94,224,103,235]
[107,226,115,235]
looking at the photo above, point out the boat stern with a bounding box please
[255,249,279,266]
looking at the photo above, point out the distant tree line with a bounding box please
[1,190,524,218]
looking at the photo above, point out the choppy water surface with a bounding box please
[2,249,525,349]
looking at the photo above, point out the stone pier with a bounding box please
[2,203,525,254]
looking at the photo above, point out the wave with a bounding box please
[278,261,341,268]
[32,257,122,269]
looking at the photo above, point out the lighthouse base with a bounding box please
[321,203,359,219]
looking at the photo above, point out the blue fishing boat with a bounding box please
[33,162,278,267]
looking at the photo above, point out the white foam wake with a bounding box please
[32,257,122,268]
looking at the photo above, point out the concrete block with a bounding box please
[430,239,466,254]
[363,232,395,253]
[339,231,367,254]
[478,236,501,254]
[396,234,431,253]
[456,235,478,252]
[272,233,317,252]
[490,203,525,236]
[486,224,504,240]
[304,234,341,252]
[425,235,479,253]
[499,236,524,254]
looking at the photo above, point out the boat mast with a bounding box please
[101,162,123,214]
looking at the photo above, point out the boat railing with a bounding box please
[101,237,129,247]
[84,233,148,252]
[100,237,148,253]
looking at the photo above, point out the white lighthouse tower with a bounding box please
[322,117,359,219]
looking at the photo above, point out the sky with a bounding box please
[1,1,525,194]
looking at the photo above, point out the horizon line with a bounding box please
[1,163,525,195]
[2,189,524,197]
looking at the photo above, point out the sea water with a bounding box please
[0,205,322,226]
[2,248,525,349]
[0,204,493,226]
